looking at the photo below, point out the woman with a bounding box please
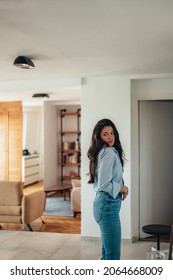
[87,119,128,260]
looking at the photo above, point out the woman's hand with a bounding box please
[120,185,129,200]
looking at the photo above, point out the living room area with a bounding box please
[0,99,82,238]
[0,180,81,235]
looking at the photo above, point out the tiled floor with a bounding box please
[0,230,170,260]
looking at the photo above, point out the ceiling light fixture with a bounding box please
[32,93,50,99]
[13,56,35,69]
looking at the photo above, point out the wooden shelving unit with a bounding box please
[60,108,81,184]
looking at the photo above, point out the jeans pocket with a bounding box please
[93,201,104,223]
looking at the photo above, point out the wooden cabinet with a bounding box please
[22,155,40,186]
[0,102,22,181]
[0,108,5,180]
[60,109,81,184]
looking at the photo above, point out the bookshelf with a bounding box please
[60,108,81,184]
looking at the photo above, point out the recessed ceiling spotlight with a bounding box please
[32,93,50,99]
[13,56,35,69]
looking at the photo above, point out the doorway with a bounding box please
[139,100,173,238]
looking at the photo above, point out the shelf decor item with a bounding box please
[60,108,81,184]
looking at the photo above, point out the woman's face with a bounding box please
[100,126,115,147]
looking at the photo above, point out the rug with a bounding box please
[44,197,73,217]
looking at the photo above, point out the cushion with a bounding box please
[0,181,23,206]
[0,215,22,223]
[0,205,21,216]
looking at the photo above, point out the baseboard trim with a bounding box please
[81,236,101,241]
[81,236,133,242]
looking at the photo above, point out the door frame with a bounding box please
[131,88,173,240]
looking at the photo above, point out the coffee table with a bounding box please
[45,184,72,200]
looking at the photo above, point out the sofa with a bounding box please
[71,179,81,218]
[0,180,45,231]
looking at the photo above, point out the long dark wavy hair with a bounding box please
[87,119,125,184]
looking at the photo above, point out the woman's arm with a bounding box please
[97,148,121,198]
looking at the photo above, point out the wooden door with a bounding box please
[0,102,22,181]
[0,108,6,179]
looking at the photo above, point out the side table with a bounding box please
[45,184,72,200]
[142,224,171,251]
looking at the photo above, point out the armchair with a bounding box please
[0,180,45,231]
[71,179,81,218]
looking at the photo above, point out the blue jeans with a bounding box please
[93,191,122,260]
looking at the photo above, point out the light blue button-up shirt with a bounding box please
[93,146,123,199]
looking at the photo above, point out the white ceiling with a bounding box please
[1,0,173,103]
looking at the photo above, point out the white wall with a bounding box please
[22,105,44,179]
[43,102,58,189]
[81,76,131,239]
[22,106,42,154]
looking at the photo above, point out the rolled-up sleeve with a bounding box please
[97,148,121,198]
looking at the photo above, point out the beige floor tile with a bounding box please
[10,249,55,260]
[0,230,170,260]
[0,249,21,260]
